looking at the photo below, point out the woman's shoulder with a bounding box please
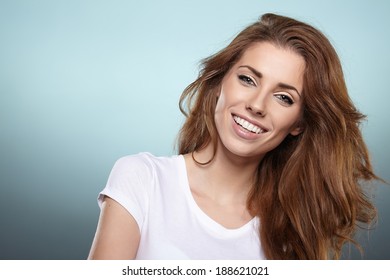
[102,152,181,206]
[112,152,182,176]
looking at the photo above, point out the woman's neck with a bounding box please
[185,142,263,205]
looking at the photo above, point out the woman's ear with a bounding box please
[290,126,303,136]
[216,87,221,98]
[290,120,304,136]
[215,86,221,103]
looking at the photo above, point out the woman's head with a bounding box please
[214,41,305,160]
[178,13,352,159]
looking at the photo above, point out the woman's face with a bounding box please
[214,42,305,160]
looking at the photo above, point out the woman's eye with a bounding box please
[275,94,294,105]
[238,75,255,86]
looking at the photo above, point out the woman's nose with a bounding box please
[246,92,266,116]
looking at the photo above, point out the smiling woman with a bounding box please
[214,42,305,159]
[88,13,379,260]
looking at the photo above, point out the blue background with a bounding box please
[0,0,389,259]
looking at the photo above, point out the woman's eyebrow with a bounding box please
[277,83,301,97]
[239,65,301,97]
[239,65,262,78]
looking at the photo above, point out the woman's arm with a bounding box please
[88,196,140,259]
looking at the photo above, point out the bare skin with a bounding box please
[184,143,258,229]
[88,197,140,259]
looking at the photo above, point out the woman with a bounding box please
[88,13,378,260]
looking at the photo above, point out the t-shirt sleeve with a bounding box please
[97,153,154,230]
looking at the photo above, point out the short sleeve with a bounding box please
[98,153,154,230]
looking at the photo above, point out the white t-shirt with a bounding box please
[98,152,265,259]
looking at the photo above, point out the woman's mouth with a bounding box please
[233,115,267,134]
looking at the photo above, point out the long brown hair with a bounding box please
[178,13,378,259]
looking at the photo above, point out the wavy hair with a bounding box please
[177,13,378,259]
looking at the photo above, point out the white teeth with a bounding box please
[233,115,264,134]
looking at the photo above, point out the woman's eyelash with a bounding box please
[238,74,294,105]
[275,94,294,105]
[238,75,255,86]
